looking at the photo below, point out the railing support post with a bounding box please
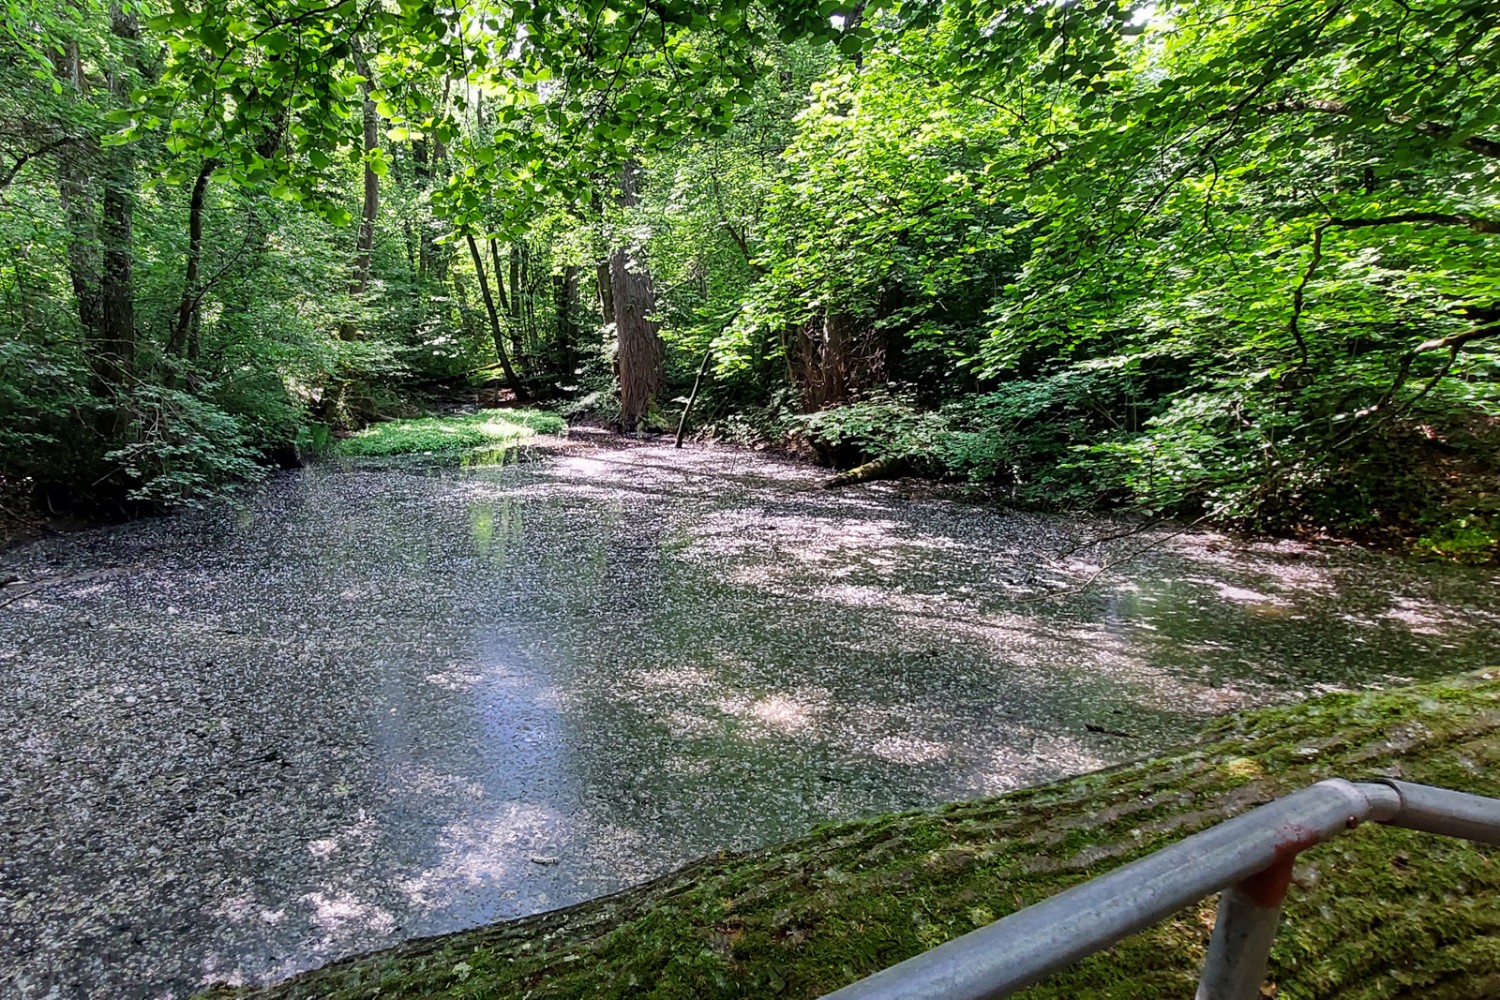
[1195,858,1292,1000]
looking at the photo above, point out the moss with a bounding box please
[213,670,1500,1000]
[330,409,567,459]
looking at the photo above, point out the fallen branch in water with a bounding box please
[1020,512,1215,603]
[1052,514,1169,560]
[0,566,136,610]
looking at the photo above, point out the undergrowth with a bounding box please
[331,408,567,458]
[786,386,1500,561]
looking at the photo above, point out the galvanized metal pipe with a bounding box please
[820,779,1383,1000]
[820,779,1500,1000]
[1376,779,1500,846]
[1195,880,1286,1000]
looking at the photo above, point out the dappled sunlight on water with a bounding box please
[2,438,1498,997]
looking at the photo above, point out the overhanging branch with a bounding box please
[1258,98,1500,160]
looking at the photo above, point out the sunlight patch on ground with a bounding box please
[424,667,486,691]
[870,735,951,765]
[717,690,826,737]
[972,733,1113,795]
[301,890,398,941]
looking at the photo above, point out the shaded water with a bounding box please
[3,439,1498,997]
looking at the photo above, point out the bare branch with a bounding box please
[0,137,77,189]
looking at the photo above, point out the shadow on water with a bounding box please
[1,440,1497,997]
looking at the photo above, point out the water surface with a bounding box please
[3,440,1497,997]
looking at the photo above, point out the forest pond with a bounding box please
[4,440,1499,998]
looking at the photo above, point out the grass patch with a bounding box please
[331,408,567,459]
[210,670,1500,1000]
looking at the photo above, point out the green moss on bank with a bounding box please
[218,672,1500,1000]
[331,409,567,459]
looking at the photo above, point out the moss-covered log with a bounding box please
[822,456,906,489]
[214,671,1500,1000]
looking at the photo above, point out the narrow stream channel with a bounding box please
[4,441,1498,998]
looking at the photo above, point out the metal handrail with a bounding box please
[820,779,1500,1000]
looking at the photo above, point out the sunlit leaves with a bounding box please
[131,0,859,236]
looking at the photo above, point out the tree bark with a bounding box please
[57,165,101,340]
[489,238,511,315]
[518,242,533,359]
[97,2,139,409]
[466,233,528,401]
[610,162,663,429]
[167,158,218,363]
[596,259,614,329]
[553,265,579,377]
[50,40,102,342]
[341,53,379,339]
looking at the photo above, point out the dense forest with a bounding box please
[2,0,1497,555]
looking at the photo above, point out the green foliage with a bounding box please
[331,408,566,458]
[1416,517,1500,564]
[104,386,269,507]
[0,340,99,486]
[133,0,852,235]
[3,0,1497,546]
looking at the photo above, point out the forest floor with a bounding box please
[209,670,1500,1000]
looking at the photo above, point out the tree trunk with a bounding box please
[489,238,511,315]
[414,139,430,285]
[791,310,885,411]
[610,162,662,429]
[57,165,101,340]
[97,2,139,414]
[821,311,854,405]
[518,243,533,359]
[466,233,528,401]
[341,58,379,339]
[50,41,102,342]
[167,158,217,363]
[553,265,579,377]
[675,347,712,448]
[451,265,482,344]
[596,259,613,329]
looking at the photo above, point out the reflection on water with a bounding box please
[2,439,1498,998]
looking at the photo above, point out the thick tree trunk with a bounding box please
[791,310,886,411]
[50,41,102,342]
[96,2,139,416]
[466,233,528,401]
[819,311,854,405]
[98,182,134,379]
[57,161,101,339]
[610,162,662,429]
